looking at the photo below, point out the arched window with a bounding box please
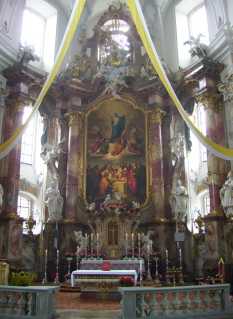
[21,107,35,165]
[20,9,45,57]
[98,19,131,63]
[189,5,209,45]
[20,1,57,72]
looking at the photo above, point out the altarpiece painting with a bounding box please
[85,99,148,207]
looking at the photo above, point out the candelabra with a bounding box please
[42,256,48,285]
[179,256,183,274]
[66,257,72,275]
[165,257,170,285]
[146,253,152,281]
[54,256,59,285]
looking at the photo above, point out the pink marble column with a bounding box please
[65,110,81,220]
[3,101,25,215]
[198,93,223,214]
[215,109,230,184]
[149,108,166,218]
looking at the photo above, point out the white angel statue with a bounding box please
[114,192,122,201]
[132,201,140,208]
[41,137,67,164]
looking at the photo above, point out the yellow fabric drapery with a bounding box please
[0,0,87,159]
[127,0,233,160]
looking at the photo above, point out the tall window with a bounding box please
[199,104,207,162]
[20,9,45,57]
[189,5,209,45]
[21,107,35,165]
[18,195,31,228]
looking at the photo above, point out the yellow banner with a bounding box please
[0,0,86,159]
[127,0,233,160]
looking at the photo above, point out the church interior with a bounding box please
[1,0,233,317]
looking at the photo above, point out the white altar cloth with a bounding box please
[71,269,137,287]
[80,259,145,274]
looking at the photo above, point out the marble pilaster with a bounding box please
[197,92,223,215]
[64,110,81,220]
[149,108,166,218]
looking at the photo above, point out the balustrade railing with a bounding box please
[118,284,233,319]
[0,285,60,319]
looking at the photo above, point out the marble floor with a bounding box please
[57,309,120,318]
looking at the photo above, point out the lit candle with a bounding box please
[77,246,79,252]
[179,249,182,258]
[91,234,93,242]
[45,250,47,258]
[140,260,142,271]
[85,233,87,238]
[147,245,150,253]
[57,250,59,258]
[138,233,140,241]
[126,233,128,242]
[166,250,168,258]
[132,233,134,242]
[97,233,99,242]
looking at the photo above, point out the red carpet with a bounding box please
[55,292,121,310]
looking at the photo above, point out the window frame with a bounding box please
[188,4,210,46]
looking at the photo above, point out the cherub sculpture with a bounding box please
[41,137,67,164]
[104,194,111,204]
[132,201,140,209]
[114,192,122,201]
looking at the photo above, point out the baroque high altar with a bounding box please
[1,1,232,282]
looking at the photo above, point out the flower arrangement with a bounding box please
[11,271,37,286]
[152,273,163,279]
[122,248,146,259]
[64,273,71,280]
[152,252,162,259]
[65,252,76,258]
[119,276,134,287]
[80,249,106,259]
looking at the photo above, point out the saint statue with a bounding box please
[220,171,233,217]
[45,180,63,221]
[169,179,189,220]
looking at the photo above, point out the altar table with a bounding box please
[71,269,137,299]
[80,259,144,274]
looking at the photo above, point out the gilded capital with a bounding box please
[196,92,221,113]
[6,97,31,115]
[64,110,82,126]
[149,108,167,125]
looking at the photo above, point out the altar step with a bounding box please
[60,283,81,293]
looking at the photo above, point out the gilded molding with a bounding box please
[6,97,31,115]
[4,174,20,180]
[218,74,233,101]
[0,87,9,107]
[65,182,78,186]
[64,110,81,126]
[148,108,167,125]
[196,92,221,113]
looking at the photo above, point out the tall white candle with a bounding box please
[97,233,99,242]
[179,249,182,258]
[91,234,93,242]
[140,260,142,271]
[45,250,47,258]
[132,233,134,242]
[57,250,59,258]
[138,233,140,241]
[77,246,79,252]
[166,250,168,258]
[147,245,149,253]
[126,233,128,241]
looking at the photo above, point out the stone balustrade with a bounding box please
[0,285,60,319]
[118,284,233,318]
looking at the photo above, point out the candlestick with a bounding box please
[54,252,59,285]
[42,255,48,285]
